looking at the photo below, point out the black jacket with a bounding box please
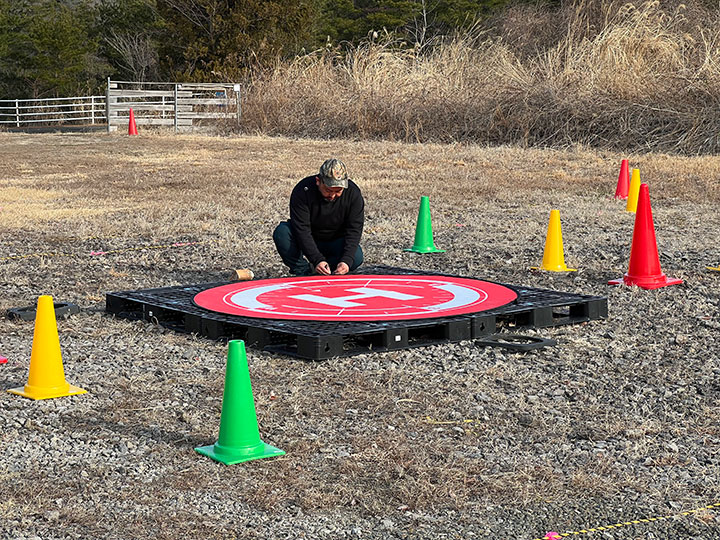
[289,175,364,267]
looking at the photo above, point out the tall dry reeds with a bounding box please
[240,0,720,154]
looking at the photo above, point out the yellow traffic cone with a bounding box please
[8,295,86,400]
[531,209,576,272]
[626,168,641,213]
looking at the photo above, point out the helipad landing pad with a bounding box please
[106,266,607,360]
[192,275,518,321]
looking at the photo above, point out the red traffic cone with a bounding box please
[128,108,138,136]
[614,159,630,199]
[609,183,682,289]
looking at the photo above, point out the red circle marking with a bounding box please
[193,275,517,321]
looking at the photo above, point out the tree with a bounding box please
[316,0,506,46]
[155,0,318,80]
[0,0,108,99]
[94,0,164,82]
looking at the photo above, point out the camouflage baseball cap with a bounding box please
[319,158,349,188]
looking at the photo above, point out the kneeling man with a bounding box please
[273,158,364,276]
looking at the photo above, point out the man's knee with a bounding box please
[273,221,292,248]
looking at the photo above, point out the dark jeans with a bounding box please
[273,221,363,275]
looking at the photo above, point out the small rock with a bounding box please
[517,413,533,427]
[43,510,60,521]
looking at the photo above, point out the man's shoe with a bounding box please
[289,266,312,277]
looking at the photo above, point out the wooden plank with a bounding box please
[179,112,236,119]
[110,90,173,98]
[109,90,186,98]
[110,117,192,126]
[108,104,176,112]
[110,118,172,126]
[108,104,192,112]
[176,98,234,106]
[178,84,234,91]
[110,91,192,99]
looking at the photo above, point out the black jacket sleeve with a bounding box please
[289,181,325,267]
[340,187,364,267]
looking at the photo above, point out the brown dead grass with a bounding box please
[2,131,720,235]
[238,0,720,154]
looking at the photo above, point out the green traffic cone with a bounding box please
[195,340,285,465]
[405,196,445,253]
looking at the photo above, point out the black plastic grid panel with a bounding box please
[105,265,607,360]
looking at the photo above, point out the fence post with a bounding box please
[106,77,111,133]
[91,96,95,124]
[235,83,241,127]
[173,84,178,133]
[15,99,20,127]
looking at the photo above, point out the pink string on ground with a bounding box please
[544,532,561,540]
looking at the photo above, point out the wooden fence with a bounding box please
[107,79,240,132]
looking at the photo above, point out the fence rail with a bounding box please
[0,79,240,132]
[0,96,106,127]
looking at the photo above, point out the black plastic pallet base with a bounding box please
[105,265,607,360]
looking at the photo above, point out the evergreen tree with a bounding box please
[0,0,108,99]
[0,0,512,98]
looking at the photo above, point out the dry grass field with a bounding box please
[1,131,720,539]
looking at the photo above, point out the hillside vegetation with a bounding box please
[2,0,719,153]
[241,0,720,154]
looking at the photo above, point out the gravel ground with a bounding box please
[1,133,720,539]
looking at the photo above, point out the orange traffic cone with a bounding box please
[128,108,138,136]
[614,159,630,199]
[609,183,682,289]
[8,295,86,399]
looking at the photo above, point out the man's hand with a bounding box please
[333,262,349,275]
[315,261,331,275]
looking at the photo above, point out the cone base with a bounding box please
[404,246,445,253]
[195,441,285,465]
[613,195,628,200]
[531,265,577,272]
[608,274,683,290]
[8,383,87,400]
